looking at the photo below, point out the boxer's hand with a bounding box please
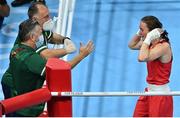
[143,28,162,45]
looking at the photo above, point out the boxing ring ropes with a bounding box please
[0,58,180,117]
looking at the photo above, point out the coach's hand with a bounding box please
[79,40,94,58]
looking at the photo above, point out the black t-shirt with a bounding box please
[0,0,7,28]
[0,17,4,28]
[0,0,7,5]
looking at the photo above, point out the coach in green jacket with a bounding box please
[4,19,94,116]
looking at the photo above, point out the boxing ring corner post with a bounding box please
[0,58,72,117]
[46,58,72,117]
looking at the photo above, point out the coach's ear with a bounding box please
[32,16,40,23]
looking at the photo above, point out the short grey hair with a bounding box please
[19,19,41,42]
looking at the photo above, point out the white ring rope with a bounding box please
[51,91,180,97]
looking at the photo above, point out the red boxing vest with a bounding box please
[146,57,172,85]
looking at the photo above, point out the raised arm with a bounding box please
[128,29,143,50]
[67,40,94,69]
[138,28,165,62]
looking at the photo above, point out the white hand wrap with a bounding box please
[143,28,161,45]
[64,39,76,53]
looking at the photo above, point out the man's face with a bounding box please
[139,21,149,38]
[32,25,42,41]
[34,5,50,27]
[30,25,42,48]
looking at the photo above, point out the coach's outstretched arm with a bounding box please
[67,40,94,69]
